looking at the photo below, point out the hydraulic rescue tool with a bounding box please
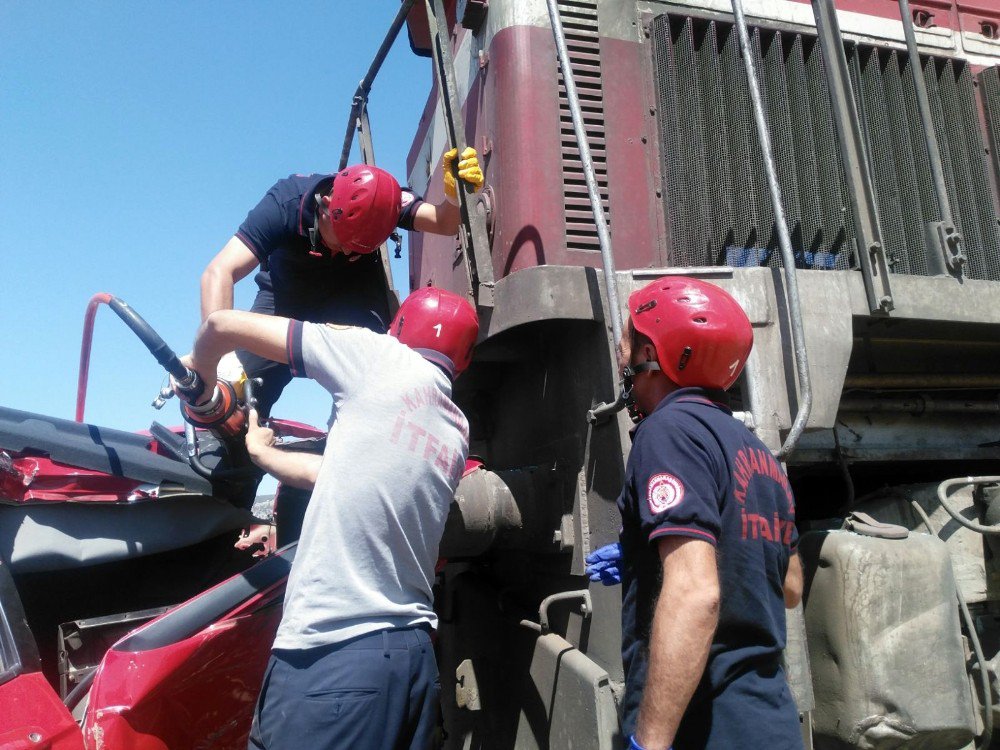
[75,292,257,480]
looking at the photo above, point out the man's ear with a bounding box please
[642,342,658,364]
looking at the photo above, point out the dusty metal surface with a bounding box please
[442,466,565,557]
[800,529,977,749]
[477,0,642,44]
[784,603,815,713]
[513,631,621,750]
[795,413,1000,463]
[455,658,483,711]
[852,483,998,604]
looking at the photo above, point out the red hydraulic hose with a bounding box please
[75,292,199,422]
[76,293,113,422]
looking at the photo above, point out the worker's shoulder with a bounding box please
[266,172,333,201]
[644,399,707,432]
[637,400,732,458]
[310,322,386,346]
[664,394,740,432]
[312,324,409,359]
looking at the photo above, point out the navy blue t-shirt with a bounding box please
[618,387,801,750]
[235,174,423,332]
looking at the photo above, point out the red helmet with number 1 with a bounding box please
[628,276,753,391]
[389,287,479,375]
[326,165,402,254]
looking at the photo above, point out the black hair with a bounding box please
[629,320,654,359]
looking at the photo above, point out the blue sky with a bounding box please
[0,2,431,438]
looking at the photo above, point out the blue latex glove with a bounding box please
[629,736,671,750]
[585,542,622,585]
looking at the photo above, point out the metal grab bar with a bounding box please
[425,0,496,307]
[336,0,417,299]
[810,0,895,313]
[337,0,417,172]
[897,0,966,278]
[936,476,1000,536]
[544,0,622,351]
[544,0,627,425]
[729,0,813,458]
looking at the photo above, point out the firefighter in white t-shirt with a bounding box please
[177,287,478,750]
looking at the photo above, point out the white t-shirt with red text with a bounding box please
[273,322,468,650]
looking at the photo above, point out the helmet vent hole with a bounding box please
[678,296,691,303]
[693,316,707,324]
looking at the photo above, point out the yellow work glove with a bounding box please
[443,146,484,205]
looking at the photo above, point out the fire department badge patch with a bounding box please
[647,473,684,514]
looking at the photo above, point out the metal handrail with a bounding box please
[544,0,627,426]
[936,476,1000,535]
[355,101,397,296]
[425,0,496,307]
[544,0,623,351]
[335,1,416,304]
[338,0,417,171]
[729,0,813,458]
[810,0,895,313]
[897,0,966,277]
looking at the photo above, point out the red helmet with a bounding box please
[389,287,479,375]
[326,165,402,254]
[628,276,753,391]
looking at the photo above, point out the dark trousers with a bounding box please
[237,349,292,420]
[274,483,311,546]
[248,626,440,750]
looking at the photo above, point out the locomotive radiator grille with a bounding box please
[981,66,1000,192]
[556,0,610,252]
[650,13,1000,280]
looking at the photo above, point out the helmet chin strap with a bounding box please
[621,360,661,424]
[308,192,324,255]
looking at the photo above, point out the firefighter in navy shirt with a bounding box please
[200,147,482,418]
[588,276,804,750]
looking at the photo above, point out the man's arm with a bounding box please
[635,537,720,750]
[200,236,260,321]
[412,201,461,237]
[183,310,291,400]
[244,409,321,490]
[410,147,485,237]
[784,552,803,609]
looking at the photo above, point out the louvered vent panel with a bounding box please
[980,66,1000,191]
[974,65,1000,280]
[557,0,609,252]
[650,14,1000,279]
